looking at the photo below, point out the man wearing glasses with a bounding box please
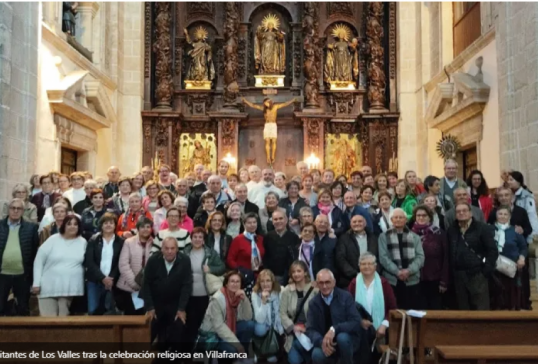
[0,198,39,316]
[306,269,361,364]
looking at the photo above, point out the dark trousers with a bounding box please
[420,280,444,310]
[152,307,187,352]
[87,281,115,315]
[0,274,31,316]
[114,287,144,315]
[392,281,420,310]
[184,295,209,353]
[453,270,490,310]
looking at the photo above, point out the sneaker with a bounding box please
[267,356,278,363]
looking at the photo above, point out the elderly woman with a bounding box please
[298,206,314,229]
[311,189,345,237]
[492,206,528,310]
[115,216,153,315]
[391,179,417,220]
[379,208,425,309]
[80,188,107,241]
[57,174,71,195]
[159,196,194,233]
[152,190,175,234]
[279,181,308,234]
[275,172,288,198]
[141,181,160,218]
[348,252,397,340]
[299,174,318,208]
[194,193,217,228]
[239,167,250,184]
[226,201,244,239]
[331,181,346,211]
[205,211,233,265]
[423,194,446,231]
[373,192,394,236]
[183,227,226,352]
[38,196,76,233]
[280,261,318,364]
[358,185,377,216]
[373,174,393,202]
[116,192,152,238]
[199,270,255,355]
[30,174,41,196]
[32,215,87,316]
[410,205,449,310]
[39,203,68,245]
[152,207,191,255]
[259,191,286,235]
[84,213,124,315]
[1,184,38,223]
[108,177,132,215]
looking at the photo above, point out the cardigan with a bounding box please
[116,236,153,293]
[84,233,124,283]
[226,234,265,273]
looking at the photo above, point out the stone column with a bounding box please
[76,2,99,51]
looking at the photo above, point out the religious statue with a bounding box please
[324,24,359,90]
[183,140,212,175]
[184,26,215,89]
[62,2,78,36]
[242,97,297,165]
[254,14,286,75]
[332,138,357,177]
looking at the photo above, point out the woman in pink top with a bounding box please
[159,196,194,233]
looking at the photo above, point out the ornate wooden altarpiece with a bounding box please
[142,2,399,176]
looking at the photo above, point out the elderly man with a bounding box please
[306,269,362,364]
[63,172,86,206]
[217,160,230,189]
[175,178,198,218]
[445,187,484,228]
[360,165,372,177]
[202,175,232,209]
[141,166,154,184]
[302,215,337,276]
[193,164,205,187]
[31,174,62,222]
[447,202,497,310]
[73,179,98,215]
[297,161,310,178]
[231,183,259,215]
[142,237,192,352]
[103,166,121,199]
[378,208,425,309]
[246,165,262,191]
[299,206,314,228]
[318,169,335,191]
[335,214,378,288]
[263,210,299,286]
[0,198,39,316]
[439,159,467,203]
[349,171,363,199]
[249,168,282,209]
[341,191,373,233]
[191,168,210,200]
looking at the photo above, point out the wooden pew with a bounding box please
[435,345,538,364]
[387,311,538,364]
[0,316,151,363]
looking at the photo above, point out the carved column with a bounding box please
[223,3,240,109]
[302,2,320,109]
[153,2,174,110]
[302,118,325,168]
[142,117,153,167]
[292,23,303,88]
[237,23,249,87]
[366,2,388,112]
[388,2,397,112]
[218,119,239,169]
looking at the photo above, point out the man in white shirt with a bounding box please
[246,165,262,191]
[249,168,282,209]
[63,172,86,206]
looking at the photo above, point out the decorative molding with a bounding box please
[366,2,387,111]
[54,114,98,152]
[327,121,356,134]
[293,36,302,80]
[186,3,215,21]
[85,80,117,124]
[223,3,240,105]
[144,2,151,78]
[237,37,246,78]
[153,2,174,109]
[388,2,396,80]
[327,3,354,18]
[186,92,213,116]
[154,118,169,147]
[303,2,320,108]
[328,92,355,115]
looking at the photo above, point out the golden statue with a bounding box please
[184,26,215,88]
[324,24,359,89]
[242,97,297,165]
[254,14,286,75]
[332,138,357,177]
[183,140,212,175]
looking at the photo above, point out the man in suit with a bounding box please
[231,184,259,215]
[30,174,61,222]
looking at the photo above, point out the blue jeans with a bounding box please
[217,320,255,353]
[254,322,270,337]
[311,332,356,364]
[288,337,311,364]
[87,281,114,315]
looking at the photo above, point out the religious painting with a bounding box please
[179,133,217,177]
[325,134,362,177]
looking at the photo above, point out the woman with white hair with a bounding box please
[226,201,244,239]
[1,184,37,222]
[116,192,152,238]
[159,196,194,233]
[259,192,286,235]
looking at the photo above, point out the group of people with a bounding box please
[0,158,537,364]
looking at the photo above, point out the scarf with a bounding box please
[494,222,510,252]
[378,208,393,232]
[299,240,315,280]
[245,232,260,271]
[411,222,436,236]
[43,193,51,209]
[355,272,385,330]
[432,213,440,228]
[386,229,415,269]
[221,287,242,334]
[317,202,332,216]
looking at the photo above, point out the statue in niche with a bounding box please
[184,26,215,85]
[242,97,297,165]
[62,2,78,36]
[184,140,212,175]
[331,138,358,177]
[324,24,359,89]
[254,14,286,75]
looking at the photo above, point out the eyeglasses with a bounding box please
[9,207,23,211]
[416,213,428,218]
[168,214,180,218]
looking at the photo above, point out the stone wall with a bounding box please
[496,3,538,191]
[0,2,39,203]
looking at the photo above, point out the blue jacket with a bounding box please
[292,234,336,278]
[312,205,346,237]
[306,287,362,348]
[494,226,528,262]
[341,205,374,233]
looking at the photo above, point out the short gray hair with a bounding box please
[84,179,97,188]
[248,165,260,173]
[316,268,335,281]
[265,191,280,202]
[235,183,247,192]
[11,184,30,199]
[9,198,25,208]
[390,208,406,220]
[208,175,221,184]
[174,196,189,208]
[129,192,142,201]
[444,159,458,168]
[299,206,313,216]
[359,252,377,265]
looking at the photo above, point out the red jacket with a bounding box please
[478,195,493,221]
[226,234,265,272]
[348,276,398,322]
[116,209,153,237]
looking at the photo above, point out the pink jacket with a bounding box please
[159,216,194,233]
[116,235,153,293]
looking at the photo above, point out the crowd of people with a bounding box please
[0,159,537,364]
